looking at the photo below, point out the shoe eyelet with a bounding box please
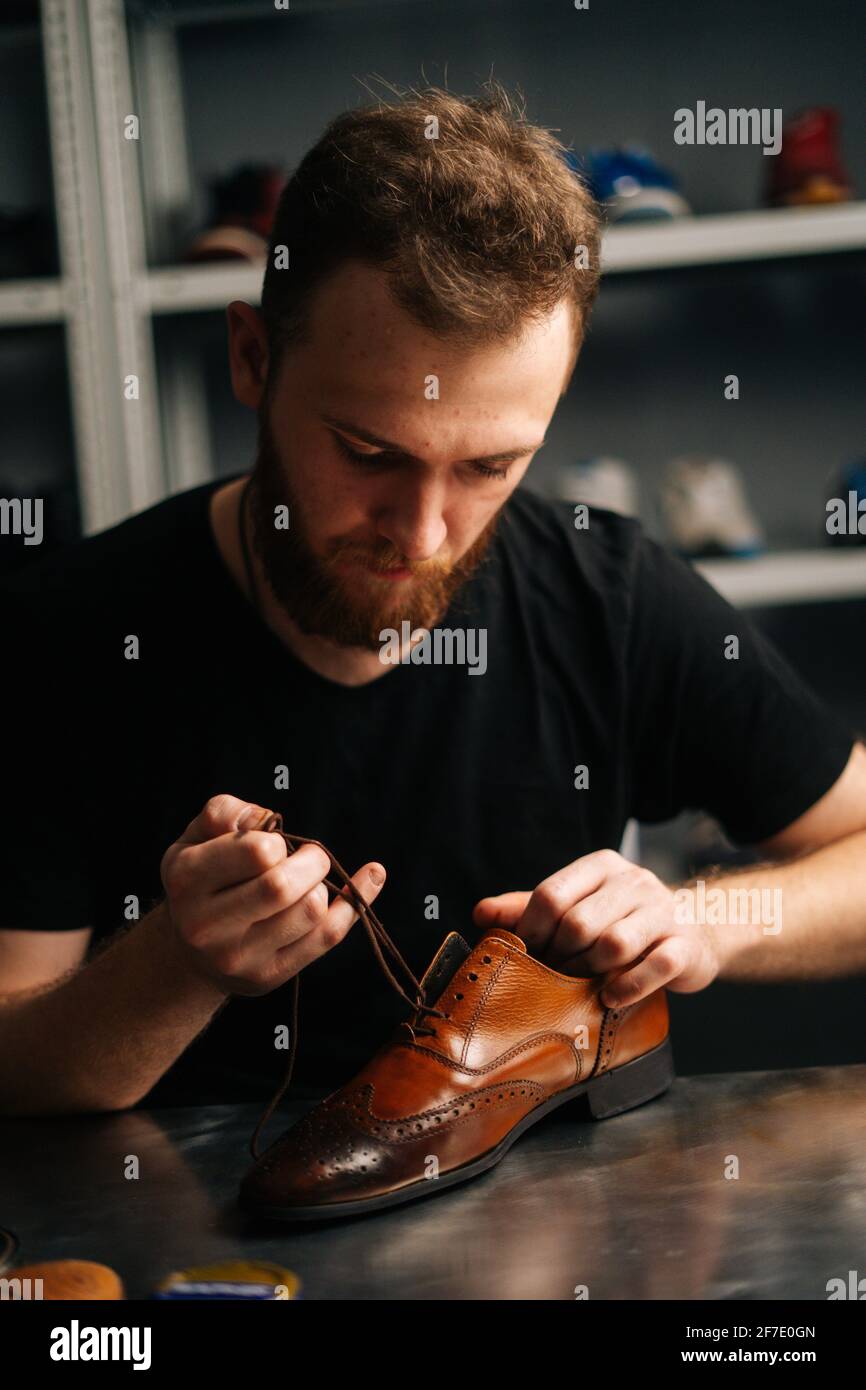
[482,955,492,964]
[468,972,478,981]
[456,992,463,1000]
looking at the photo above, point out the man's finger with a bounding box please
[598,939,683,1007]
[545,874,646,966]
[272,863,387,977]
[324,863,387,936]
[514,852,617,953]
[472,892,531,927]
[179,795,271,846]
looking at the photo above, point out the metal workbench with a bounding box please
[2,1064,864,1300]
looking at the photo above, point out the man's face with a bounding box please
[246,262,575,651]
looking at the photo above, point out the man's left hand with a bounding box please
[472,849,720,1007]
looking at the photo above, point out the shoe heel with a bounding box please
[586,1036,674,1119]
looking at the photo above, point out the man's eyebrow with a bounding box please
[322,414,545,466]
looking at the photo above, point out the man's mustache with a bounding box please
[327,542,450,578]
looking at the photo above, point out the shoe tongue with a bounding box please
[479,927,527,954]
[418,931,472,997]
[418,927,527,1006]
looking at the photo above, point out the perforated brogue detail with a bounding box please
[343,1079,546,1142]
[255,1075,548,1186]
[592,1004,634,1077]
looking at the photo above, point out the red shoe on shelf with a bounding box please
[766,107,853,207]
[183,163,286,263]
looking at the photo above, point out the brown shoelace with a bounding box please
[248,813,446,1158]
[236,477,444,1157]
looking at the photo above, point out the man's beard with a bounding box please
[248,409,502,652]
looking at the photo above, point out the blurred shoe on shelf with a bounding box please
[555,456,640,518]
[766,108,852,207]
[581,148,692,222]
[825,458,866,547]
[183,163,286,263]
[659,455,766,559]
[681,812,759,873]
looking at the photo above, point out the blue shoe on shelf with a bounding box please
[567,147,691,222]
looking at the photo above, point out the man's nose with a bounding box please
[376,477,448,561]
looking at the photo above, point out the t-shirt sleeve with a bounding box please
[0,598,96,932]
[622,530,859,845]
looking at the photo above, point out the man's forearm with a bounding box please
[677,828,866,983]
[0,904,229,1116]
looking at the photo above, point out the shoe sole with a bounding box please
[241,1035,675,1224]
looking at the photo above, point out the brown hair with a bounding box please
[260,81,601,377]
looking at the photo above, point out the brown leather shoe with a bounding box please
[239,923,673,1222]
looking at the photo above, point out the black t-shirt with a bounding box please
[1,476,856,1104]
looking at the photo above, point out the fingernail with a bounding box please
[368,865,385,886]
[237,805,263,831]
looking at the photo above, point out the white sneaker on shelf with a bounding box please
[659,455,765,559]
[555,456,640,519]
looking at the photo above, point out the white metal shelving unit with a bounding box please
[695,549,866,609]
[131,202,866,313]
[85,0,166,516]
[4,0,866,599]
[15,0,166,532]
[39,0,138,533]
[0,277,67,325]
[601,202,866,273]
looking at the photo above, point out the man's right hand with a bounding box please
[159,794,386,997]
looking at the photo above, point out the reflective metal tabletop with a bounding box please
[2,1064,864,1300]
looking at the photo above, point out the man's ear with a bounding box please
[226,301,271,409]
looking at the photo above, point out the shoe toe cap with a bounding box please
[240,1094,395,1212]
